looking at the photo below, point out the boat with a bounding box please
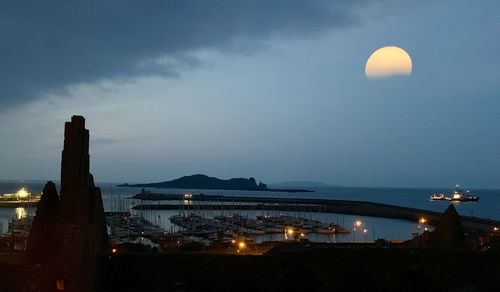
[429,193,449,201]
[430,185,480,202]
[0,188,41,207]
[316,227,336,234]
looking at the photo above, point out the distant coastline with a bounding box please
[118,174,314,193]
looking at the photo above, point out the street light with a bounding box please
[237,241,247,254]
[417,217,428,235]
[353,220,363,242]
[284,227,294,240]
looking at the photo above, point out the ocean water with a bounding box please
[1,180,498,240]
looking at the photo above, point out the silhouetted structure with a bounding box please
[26,181,59,264]
[26,116,109,291]
[414,204,466,248]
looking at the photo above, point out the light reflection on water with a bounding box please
[0,207,36,233]
[15,207,27,219]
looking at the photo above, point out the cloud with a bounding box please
[91,138,118,146]
[0,0,367,107]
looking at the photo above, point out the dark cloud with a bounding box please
[0,0,366,107]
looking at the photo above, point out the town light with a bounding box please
[111,248,118,254]
[16,188,29,198]
[419,218,427,224]
[355,220,362,227]
[238,241,246,249]
[287,228,294,235]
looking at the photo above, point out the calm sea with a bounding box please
[1,180,499,241]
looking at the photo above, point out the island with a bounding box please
[118,174,313,193]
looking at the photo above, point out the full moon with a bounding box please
[365,46,412,78]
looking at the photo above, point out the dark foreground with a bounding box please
[99,247,500,292]
[2,244,500,291]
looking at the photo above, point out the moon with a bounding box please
[365,46,412,78]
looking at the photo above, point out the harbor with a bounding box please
[130,191,499,233]
[2,187,498,253]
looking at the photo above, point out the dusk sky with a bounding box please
[1,0,499,188]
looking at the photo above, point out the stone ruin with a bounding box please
[413,204,465,248]
[26,116,109,291]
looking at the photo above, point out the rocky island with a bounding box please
[118,174,313,193]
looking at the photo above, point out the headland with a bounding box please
[119,174,313,192]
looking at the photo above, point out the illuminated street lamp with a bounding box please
[284,227,294,240]
[417,217,428,235]
[353,220,363,242]
[237,241,247,254]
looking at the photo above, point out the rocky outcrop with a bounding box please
[120,174,271,191]
[26,116,109,291]
[428,204,465,248]
[413,204,465,248]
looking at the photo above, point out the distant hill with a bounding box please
[270,181,342,189]
[118,174,313,192]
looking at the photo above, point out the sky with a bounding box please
[0,0,499,188]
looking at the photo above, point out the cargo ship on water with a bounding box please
[430,185,480,202]
[0,187,41,207]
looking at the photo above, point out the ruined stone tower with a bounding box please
[27,116,109,291]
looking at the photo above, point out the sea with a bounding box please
[1,180,499,242]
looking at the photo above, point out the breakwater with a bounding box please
[131,194,500,232]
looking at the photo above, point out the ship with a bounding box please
[430,185,480,202]
[0,187,41,207]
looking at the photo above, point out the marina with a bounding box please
[105,212,162,247]
[169,213,350,240]
[130,193,498,233]
[1,183,499,251]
